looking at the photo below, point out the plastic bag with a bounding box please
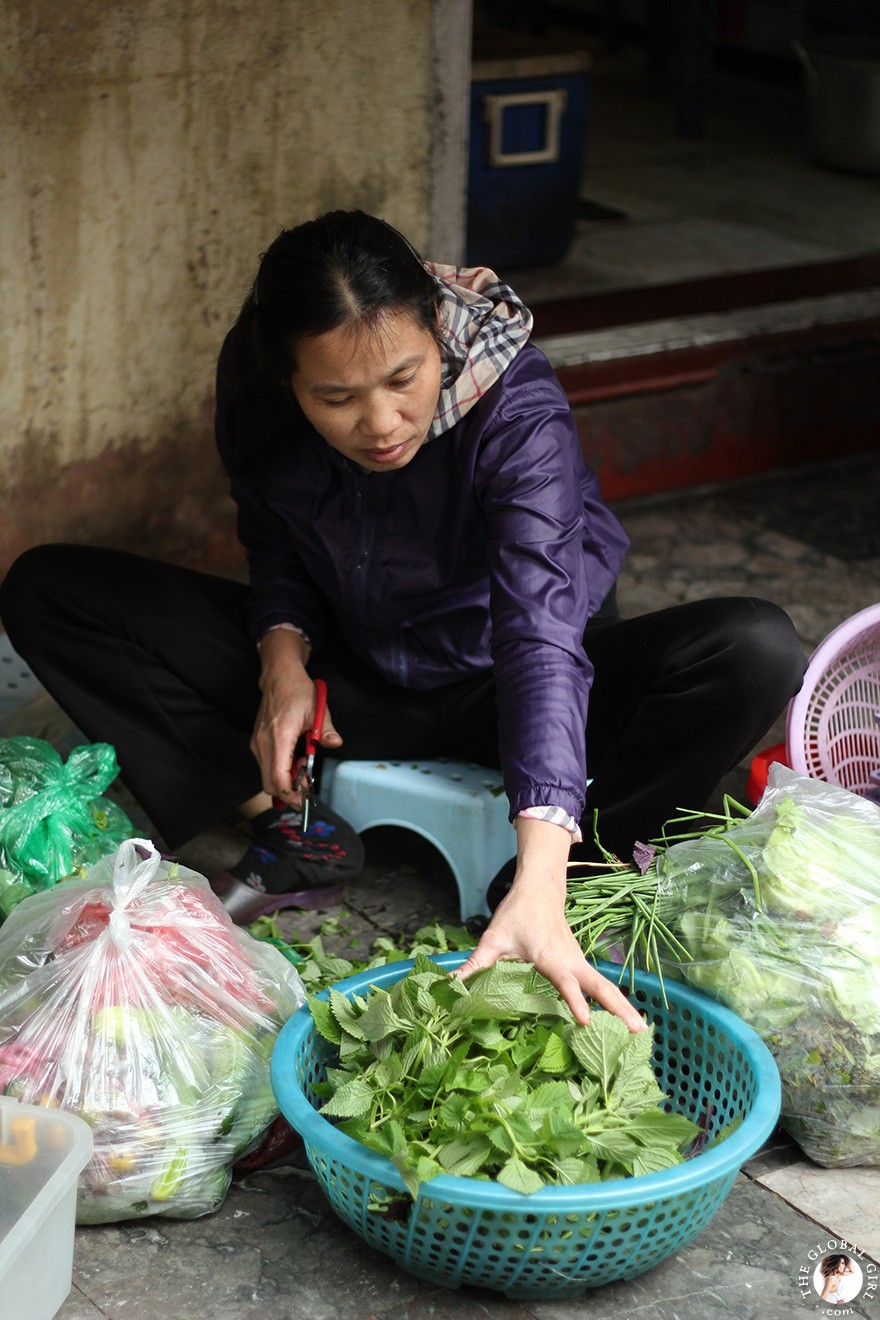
[0,736,134,920]
[658,764,880,1167]
[0,838,306,1222]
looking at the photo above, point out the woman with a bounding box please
[0,210,805,1029]
[819,1254,856,1304]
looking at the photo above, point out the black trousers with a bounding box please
[0,544,806,857]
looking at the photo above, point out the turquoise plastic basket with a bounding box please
[270,953,781,1301]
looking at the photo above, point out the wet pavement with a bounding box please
[2,451,879,1320]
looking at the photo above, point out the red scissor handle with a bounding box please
[305,678,328,760]
[280,678,329,811]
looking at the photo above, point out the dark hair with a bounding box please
[820,1254,852,1279]
[223,210,442,474]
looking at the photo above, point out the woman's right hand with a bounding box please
[252,629,342,803]
[456,815,646,1033]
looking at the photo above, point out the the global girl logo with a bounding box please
[797,1238,878,1313]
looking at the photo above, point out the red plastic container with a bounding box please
[745,742,790,805]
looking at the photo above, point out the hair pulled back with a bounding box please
[820,1255,852,1279]
[253,210,440,366]
[224,210,441,473]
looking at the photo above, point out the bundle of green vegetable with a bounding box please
[309,954,700,1199]
[567,766,880,1169]
[564,835,703,998]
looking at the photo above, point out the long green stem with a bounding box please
[565,798,754,996]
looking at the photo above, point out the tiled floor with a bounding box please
[495,39,880,443]
[511,42,880,305]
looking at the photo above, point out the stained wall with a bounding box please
[0,1,463,574]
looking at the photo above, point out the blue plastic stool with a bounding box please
[319,758,516,920]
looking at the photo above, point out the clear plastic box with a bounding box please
[0,1098,93,1320]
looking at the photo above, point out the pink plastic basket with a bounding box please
[786,603,880,798]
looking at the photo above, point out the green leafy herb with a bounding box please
[310,956,699,1199]
[248,915,474,994]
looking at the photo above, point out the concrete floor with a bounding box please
[0,451,876,1320]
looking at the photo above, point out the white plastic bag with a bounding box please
[659,766,880,1167]
[0,839,306,1221]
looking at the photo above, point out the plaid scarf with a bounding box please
[427,263,533,441]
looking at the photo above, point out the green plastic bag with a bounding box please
[0,736,134,920]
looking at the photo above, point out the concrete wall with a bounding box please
[0,0,469,577]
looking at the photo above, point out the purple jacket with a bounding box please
[215,334,629,825]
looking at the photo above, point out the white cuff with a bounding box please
[257,622,312,655]
[518,805,583,844]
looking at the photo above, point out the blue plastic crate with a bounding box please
[466,36,591,270]
[271,953,781,1301]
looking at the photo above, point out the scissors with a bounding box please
[293,678,328,833]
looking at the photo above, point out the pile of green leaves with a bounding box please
[248,915,474,994]
[309,955,700,1199]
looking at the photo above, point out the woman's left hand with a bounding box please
[455,816,646,1032]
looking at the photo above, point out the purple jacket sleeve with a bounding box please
[472,358,625,825]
